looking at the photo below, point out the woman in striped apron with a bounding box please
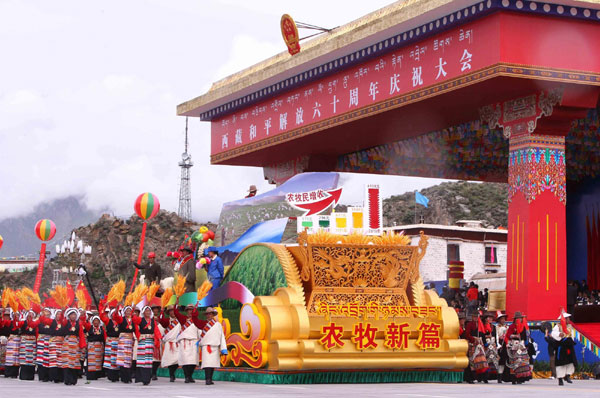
[48,309,65,383]
[4,309,21,378]
[113,306,135,383]
[100,307,120,382]
[0,308,14,375]
[151,303,163,381]
[18,310,38,381]
[84,315,105,381]
[133,306,162,385]
[61,308,86,385]
[36,308,53,382]
[159,305,181,382]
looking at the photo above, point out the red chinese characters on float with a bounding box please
[415,322,442,350]
[384,322,410,350]
[352,322,378,349]
[319,322,345,350]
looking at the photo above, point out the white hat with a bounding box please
[141,306,153,317]
[65,308,79,318]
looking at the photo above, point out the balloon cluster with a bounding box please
[191,226,215,246]
[196,256,212,270]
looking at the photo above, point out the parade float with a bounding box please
[165,184,467,383]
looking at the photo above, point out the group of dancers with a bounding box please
[0,299,227,386]
[460,310,577,386]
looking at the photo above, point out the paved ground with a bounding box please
[0,377,598,398]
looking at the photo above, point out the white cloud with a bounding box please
[0,0,449,226]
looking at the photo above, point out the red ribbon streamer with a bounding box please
[129,222,147,293]
[33,243,46,293]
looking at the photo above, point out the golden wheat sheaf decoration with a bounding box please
[408,276,426,307]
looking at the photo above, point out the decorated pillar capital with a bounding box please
[479,88,563,139]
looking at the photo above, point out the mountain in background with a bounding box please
[334,181,508,228]
[0,196,103,257]
[382,181,508,228]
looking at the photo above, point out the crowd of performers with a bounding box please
[459,310,578,386]
[0,301,227,386]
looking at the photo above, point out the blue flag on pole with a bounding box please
[415,191,429,208]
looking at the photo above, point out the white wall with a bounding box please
[410,235,507,282]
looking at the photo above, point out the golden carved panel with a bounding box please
[310,245,416,289]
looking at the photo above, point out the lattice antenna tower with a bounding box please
[178,117,193,221]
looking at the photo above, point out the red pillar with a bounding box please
[506,134,566,320]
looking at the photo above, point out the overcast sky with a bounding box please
[0,0,451,222]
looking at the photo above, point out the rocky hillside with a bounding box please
[0,211,216,295]
[383,181,508,228]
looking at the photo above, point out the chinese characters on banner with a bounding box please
[317,302,443,351]
[211,19,496,155]
[319,321,442,351]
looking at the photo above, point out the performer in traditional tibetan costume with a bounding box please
[18,310,39,380]
[100,306,120,382]
[48,309,65,383]
[175,303,205,383]
[159,304,181,382]
[133,306,162,385]
[482,312,499,381]
[546,313,577,386]
[495,312,508,383]
[502,311,532,384]
[465,313,489,383]
[84,315,105,381]
[36,308,53,382]
[150,302,164,381]
[113,305,135,383]
[60,308,86,385]
[4,309,21,378]
[199,307,227,385]
[0,308,9,375]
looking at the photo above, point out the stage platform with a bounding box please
[157,367,463,384]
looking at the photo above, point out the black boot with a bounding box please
[558,378,564,386]
[169,365,177,382]
[565,374,572,384]
[152,362,159,381]
[205,368,214,385]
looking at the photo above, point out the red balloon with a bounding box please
[207,231,215,240]
[202,233,209,242]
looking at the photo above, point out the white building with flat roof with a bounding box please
[385,221,507,283]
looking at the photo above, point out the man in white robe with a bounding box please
[199,307,228,385]
[175,304,204,383]
[160,305,181,382]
